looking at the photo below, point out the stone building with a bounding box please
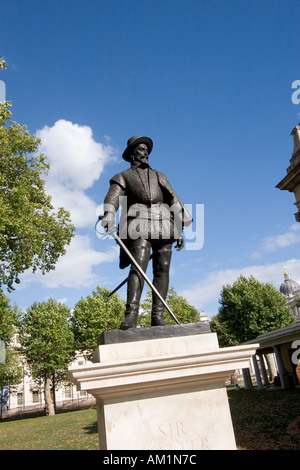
[1,334,95,418]
[279,269,300,321]
[276,123,300,221]
[243,126,300,389]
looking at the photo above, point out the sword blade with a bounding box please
[108,277,128,297]
[108,254,154,297]
[110,230,180,325]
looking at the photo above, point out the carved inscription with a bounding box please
[153,421,210,450]
[159,421,187,439]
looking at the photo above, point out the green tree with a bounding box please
[0,56,6,71]
[139,286,200,327]
[0,57,75,290]
[20,299,75,415]
[0,289,20,345]
[211,275,293,347]
[71,285,126,358]
[0,290,22,415]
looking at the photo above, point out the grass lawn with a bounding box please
[1,388,300,450]
[0,408,99,450]
[228,387,300,450]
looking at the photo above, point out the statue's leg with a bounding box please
[120,239,151,330]
[151,242,172,326]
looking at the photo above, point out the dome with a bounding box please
[280,270,300,296]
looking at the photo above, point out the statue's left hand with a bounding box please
[175,237,184,251]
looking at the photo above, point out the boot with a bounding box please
[120,271,143,330]
[120,311,138,330]
[151,311,166,326]
[151,243,172,327]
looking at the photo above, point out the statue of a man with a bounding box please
[101,136,192,330]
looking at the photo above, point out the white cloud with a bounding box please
[14,120,121,292]
[180,258,300,311]
[21,234,118,289]
[45,182,98,228]
[36,119,116,227]
[251,224,300,258]
[37,119,115,190]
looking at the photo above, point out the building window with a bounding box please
[17,392,23,406]
[32,391,40,404]
[64,386,73,399]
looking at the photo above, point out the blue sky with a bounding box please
[2,0,300,319]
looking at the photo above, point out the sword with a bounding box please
[108,253,154,298]
[108,276,128,297]
[97,218,180,325]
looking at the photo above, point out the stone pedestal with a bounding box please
[68,324,258,450]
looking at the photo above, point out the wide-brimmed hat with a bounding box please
[122,136,153,162]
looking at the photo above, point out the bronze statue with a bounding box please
[101,136,192,330]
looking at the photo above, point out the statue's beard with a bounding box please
[131,155,149,167]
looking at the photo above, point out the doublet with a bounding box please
[103,166,192,249]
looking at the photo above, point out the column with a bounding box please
[242,368,253,390]
[273,345,287,389]
[258,353,269,385]
[265,353,277,382]
[252,355,264,390]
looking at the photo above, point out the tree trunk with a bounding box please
[52,372,57,414]
[44,373,55,416]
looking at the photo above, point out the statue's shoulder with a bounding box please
[109,168,135,189]
[110,171,126,188]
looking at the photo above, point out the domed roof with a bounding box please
[280,270,300,296]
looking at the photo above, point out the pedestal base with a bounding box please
[68,324,258,450]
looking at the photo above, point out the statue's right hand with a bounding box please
[100,212,115,232]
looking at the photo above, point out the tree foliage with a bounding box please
[0,58,75,290]
[211,275,293,347]
[20,299,75,415]
[139,286,200,327]
[0,289,22,402]
[0,57,6,71]
[71,286,126,358]
[0,289,20,345]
